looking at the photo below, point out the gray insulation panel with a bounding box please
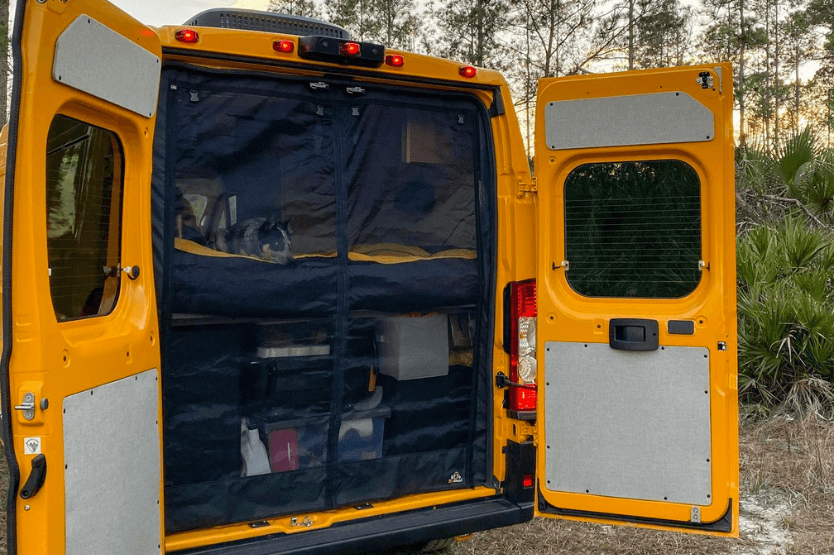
[53,15,161,118]
[544,92,714,150]
[63,369,161,555]
[544,343,712,505]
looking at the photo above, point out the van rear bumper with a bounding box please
[173,497,534,555]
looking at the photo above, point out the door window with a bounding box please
[563,159,702,299]
[46,115,125,321]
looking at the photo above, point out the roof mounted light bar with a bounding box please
[184,9,351,39]
[299,36,385,68]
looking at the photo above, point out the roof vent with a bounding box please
[184,9,351,39]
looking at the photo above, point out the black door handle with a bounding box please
[609,319,659,351]
[20,454,47,500]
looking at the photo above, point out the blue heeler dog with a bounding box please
[217,218,294,265]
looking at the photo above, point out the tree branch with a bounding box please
[762,194,834,231]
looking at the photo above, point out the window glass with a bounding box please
[564,160,702,299]
[46,115,125,320]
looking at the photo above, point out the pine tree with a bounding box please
[700,0,767,147]
[434,0,511,68]
[809,0,834,145]
[268,0,323,19]
[369,0,420,50]
[782,7,816,134]
[633,0,693,68]
[514,0,595,78]
[325,0,380,41]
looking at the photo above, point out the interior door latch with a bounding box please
[696,71,714,90]
[14,393,36,421]
[20,454,47,500]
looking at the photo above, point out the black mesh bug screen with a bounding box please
[152,66,495,533]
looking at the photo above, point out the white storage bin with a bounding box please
[375,315,449,380]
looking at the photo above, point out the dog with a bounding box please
[217,218,294,265]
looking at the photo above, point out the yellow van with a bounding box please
[1,1,739,554]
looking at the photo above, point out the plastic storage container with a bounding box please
[375,315,449,380]
[253,415,329,473]
[339,406,391,462]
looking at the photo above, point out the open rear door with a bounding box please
[2,1,162,554]
[534,65,738,535]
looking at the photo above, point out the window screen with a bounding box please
[563,160,702,299]
[46,115,125,321]
[172,90,336,262]
[344,106,477,253]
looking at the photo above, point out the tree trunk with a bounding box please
[764,0,771,148]
[774,0,780,150]
[526,7,532,158]
[628,0,634,70]
[387,2,393,46]
[795,44,800,133]
[739,0,746,148]
[475,0,485,66]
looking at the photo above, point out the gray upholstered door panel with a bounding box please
[544,92,715,151]
[544,343,711,505]
[53,15,161,118]
[63,369,161,555]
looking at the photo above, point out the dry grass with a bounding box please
[748,417,834,555]
[0,418,831,555]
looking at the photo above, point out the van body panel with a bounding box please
[534,65,739,536]
[1,1,738,552]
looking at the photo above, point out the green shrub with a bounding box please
[737,219,834,416]
[736,130,834,417]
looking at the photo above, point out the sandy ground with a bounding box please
[0,417,831,555]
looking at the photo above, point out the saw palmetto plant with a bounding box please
[736,131,834,417]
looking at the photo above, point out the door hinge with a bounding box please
[518,177,537,196]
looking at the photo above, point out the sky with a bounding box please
[7,0,272,28]
[109,0,270,26]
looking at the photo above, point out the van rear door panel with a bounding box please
[3,1,162,554]
[534,65,738,536]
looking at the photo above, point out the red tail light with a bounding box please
[175,29,200,44]
[509,280,537,412]
[522,474,534,488]
[385,55,405,67]
[340,42,361,57]
[274,40,295,54]
[459,65,477,78]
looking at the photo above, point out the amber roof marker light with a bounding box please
[175,28,200,44]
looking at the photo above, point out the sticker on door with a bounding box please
[23,437,42,455]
